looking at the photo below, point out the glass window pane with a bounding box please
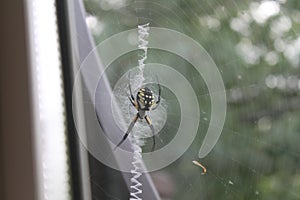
[70,0,300,199]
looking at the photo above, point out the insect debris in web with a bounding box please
[192,160,207,175]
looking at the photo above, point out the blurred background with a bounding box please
[83,0,300,199]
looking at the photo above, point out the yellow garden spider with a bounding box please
[113,74,161,151]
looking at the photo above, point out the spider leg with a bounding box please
[128,95,138,110]
[113,114,138,151]
[128,72,139,110]
[156,75,161,103]
[145,115,155,151]
[128,72,135,101]
[151,75,161,110]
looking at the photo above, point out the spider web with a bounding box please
[84,0,300,199]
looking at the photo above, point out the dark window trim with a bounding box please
[56,1,83,199]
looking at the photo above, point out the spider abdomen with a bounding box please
[137,87,155,110]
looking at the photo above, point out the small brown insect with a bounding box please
[192,160,207,175]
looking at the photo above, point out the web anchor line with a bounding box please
[129,23,150,200]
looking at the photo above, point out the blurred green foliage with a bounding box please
[84,0,300,199]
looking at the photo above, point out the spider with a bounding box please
[113,74,161,151]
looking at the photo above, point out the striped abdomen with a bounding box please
[136,87,155,111]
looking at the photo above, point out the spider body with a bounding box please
[137,87,155,112]
[113,75,161,151]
